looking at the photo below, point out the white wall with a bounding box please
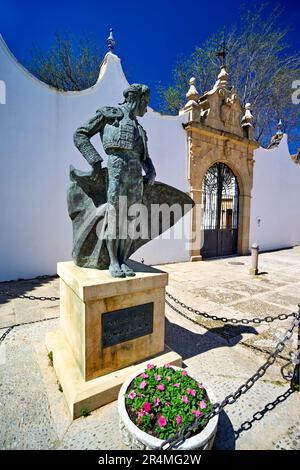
[0,35,189,281]
[1,34,299,281]
[250,135,300,251]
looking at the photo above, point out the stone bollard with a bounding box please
[249,243,259,275]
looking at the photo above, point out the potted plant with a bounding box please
[118,364,218,450]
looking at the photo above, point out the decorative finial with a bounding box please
[107,28,116,52]
[186,77,200,102]
[241,103,254,139]
[216,40,229,67]
[276,118,284,136]
[217,65,228,85]
[241,103,253,124]
[182,77,200,113]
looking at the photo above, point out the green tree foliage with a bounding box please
[26,32,104,92]
[158,4,300,147]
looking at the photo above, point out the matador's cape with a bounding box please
[68,166,194,270]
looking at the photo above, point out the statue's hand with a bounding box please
[143,171,156,186]
[90,160,102,183]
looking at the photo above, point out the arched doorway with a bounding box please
[201,162,239,258]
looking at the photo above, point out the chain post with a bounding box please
[291,306,300,390]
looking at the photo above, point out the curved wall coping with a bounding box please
[0,33,186,119]
[0,34,128,97]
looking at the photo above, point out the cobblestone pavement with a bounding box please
[0,247,299,450]
[160,247,300,361]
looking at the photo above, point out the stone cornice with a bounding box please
[183,121,260,150]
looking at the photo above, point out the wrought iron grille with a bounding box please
[201,162,239,257]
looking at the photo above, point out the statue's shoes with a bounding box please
[121,263,136,277]
[109,265,125,278]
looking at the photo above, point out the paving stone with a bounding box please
[0,302,16,328]
[1,248,300,450]
[57,403,125,450]
[258,292,300,309]
[220,280,270,296]
[274,421,300,450]
[0,278,59,328]
[192,287,247,305]
[231,299,291,317]
[0,323,59,449]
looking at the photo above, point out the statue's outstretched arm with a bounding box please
[73,110,105,166]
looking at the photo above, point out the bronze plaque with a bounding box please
[101,302,154,348]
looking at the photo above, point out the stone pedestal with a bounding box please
[46,260,182,418]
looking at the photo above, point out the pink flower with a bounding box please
[143,402,151,412]
[158,416,167,427]
[164,363,171,368]
[182,395,189,404]
[155,374,162,381]
[182,370,188,376]
[176,415,182,425]
[198,383,203,389]
[166,376,171,381]
[137,393,145,398]
[157,384,165,391]
[187,388,196,397]
[140,373,149,379]
[128,391,136,399]
[154,397,160,406]
[173,383,181,388]
[140,380,147,389]
[165,401,171,407]
[147,363,155,370]
[138,409,145,417]
[199,400,207,409]
[192,410,201,417]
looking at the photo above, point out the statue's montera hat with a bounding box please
[123,84,150,99]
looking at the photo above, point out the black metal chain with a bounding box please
[166,291,297,325]
[159,313,299,450]
[0,289,59,344]
[0,326,14,345]
[0,316,59,345]
[0,290,59,301]
[234,387,294,440]
[0,287,297,325]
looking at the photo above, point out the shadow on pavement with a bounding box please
[0,275,59,329]
[213,410,236,450]
[165,318,257,360]
[0,275,58,305]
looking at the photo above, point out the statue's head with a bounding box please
[123,84,150,117]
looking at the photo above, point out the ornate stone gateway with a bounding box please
[182,61,260,261]
[201,162,239,258]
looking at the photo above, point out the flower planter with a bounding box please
[118,367,218,450]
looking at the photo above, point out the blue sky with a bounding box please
[1,0,299,149]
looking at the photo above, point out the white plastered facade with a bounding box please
[0,35,299,280]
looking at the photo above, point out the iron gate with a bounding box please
[201,162,239,258]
